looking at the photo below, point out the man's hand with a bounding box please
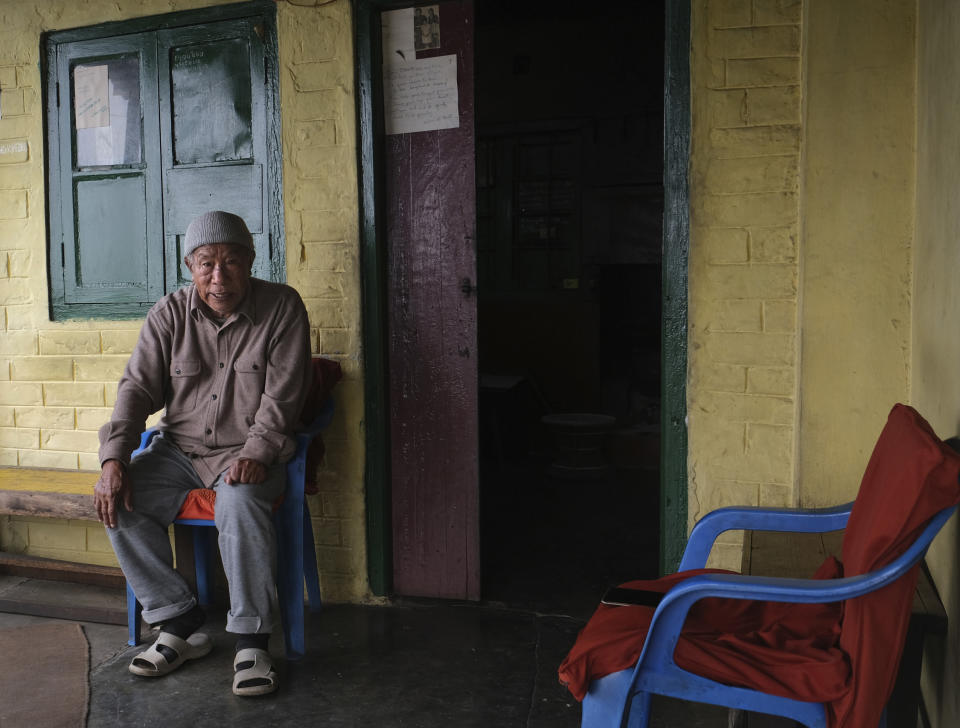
[94,459,132,529]
[224,458,267,485]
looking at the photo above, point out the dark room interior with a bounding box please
[474,0,666,618]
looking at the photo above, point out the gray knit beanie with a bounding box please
[183,211,255,259]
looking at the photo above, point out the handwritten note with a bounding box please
[383,54,459,135]
[74,65,110,129]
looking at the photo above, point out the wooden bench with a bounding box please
[743,529,947,728]
[0,467,151,625]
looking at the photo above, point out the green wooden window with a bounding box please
[44,4,282,319]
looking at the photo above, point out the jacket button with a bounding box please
[175,368,181,374]
[205,428,212,435]
[211,394,217,400]
[252,364,259,370]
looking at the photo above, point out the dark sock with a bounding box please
[162,605,206,640]
[235,633,270,653]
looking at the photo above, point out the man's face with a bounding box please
[185,243,253,318]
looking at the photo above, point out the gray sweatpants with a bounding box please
[106,432,286,634]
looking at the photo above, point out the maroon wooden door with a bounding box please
[383,2,479,599]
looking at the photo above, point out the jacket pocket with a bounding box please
[233,358,266,415]
[170,359,201,411]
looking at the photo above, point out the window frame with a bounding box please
[42,0,284,320]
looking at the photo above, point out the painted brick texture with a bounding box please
[279,0,366,602]
[689,0,803,569]
[0,0,367,602]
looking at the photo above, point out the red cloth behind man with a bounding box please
[558,404,960,728]
[299,357,342,495]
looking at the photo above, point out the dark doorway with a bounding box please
[475,0,665,618]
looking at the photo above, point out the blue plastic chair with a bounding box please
[125,396,335,660]
[581,500,958,728]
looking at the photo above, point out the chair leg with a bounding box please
[126,582,142,647]
[302,502,322,612]
[583,670,650,728]
[276,503,306,660]
[624,690,653,728]
[192,526,215,607]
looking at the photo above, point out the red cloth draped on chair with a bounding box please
[558,404,960,728]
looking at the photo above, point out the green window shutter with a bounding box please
[157,19,271,290]
[50,33,164,318]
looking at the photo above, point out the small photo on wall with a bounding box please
[414,5,440,50]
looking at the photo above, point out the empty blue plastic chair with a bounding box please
[125,396,335,660]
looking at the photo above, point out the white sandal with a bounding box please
[233,647,278,696]
[129,631,212,677]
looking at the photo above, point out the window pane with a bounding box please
[170,37,252,164]
[73,56,142,168]
[74,175,148,294]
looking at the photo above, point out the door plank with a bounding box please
[386,1,479,600]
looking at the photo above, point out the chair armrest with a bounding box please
[134,398,335,462]
[642,504,955,675]
[678,502,853,571]
[640,570,896,676]
[132,428,160,458]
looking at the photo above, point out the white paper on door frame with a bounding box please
[383,54,459,135]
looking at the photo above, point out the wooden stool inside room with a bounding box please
[541,412,617,479]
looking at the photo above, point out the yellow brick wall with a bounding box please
[277,0,366,602]
[688,0,802,569]
[0,516,117,566]
[0,0,368,602]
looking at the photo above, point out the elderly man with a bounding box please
[94,210,311,696]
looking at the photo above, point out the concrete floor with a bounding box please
[0,574,752,728]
